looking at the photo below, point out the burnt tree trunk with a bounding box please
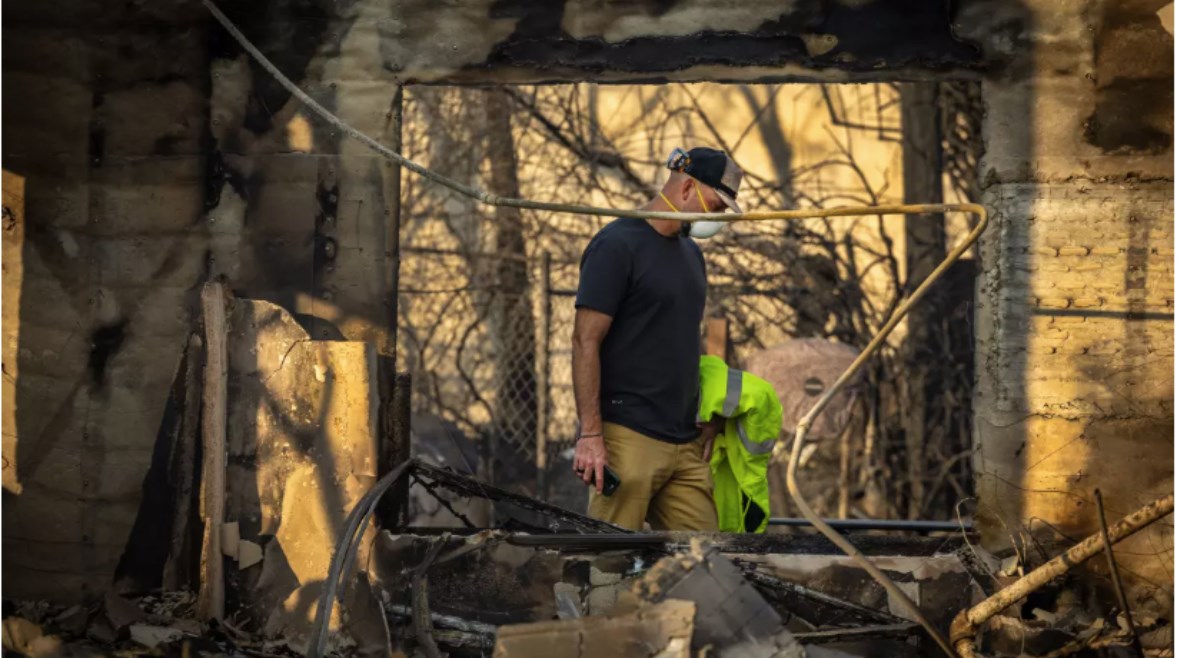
[483,89,537,486]
[899,83,945,519]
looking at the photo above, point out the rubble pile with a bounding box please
[1,591,306,658]
[6,293,1162,658]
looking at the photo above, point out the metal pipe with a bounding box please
[536,251,552,499]
[949,494,1173,658]
[776,204,988,658]
[308,460,414,658]
[768,518,973,533]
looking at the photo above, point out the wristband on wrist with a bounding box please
[577,432,603,440]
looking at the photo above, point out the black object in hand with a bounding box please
[590,465,622,497]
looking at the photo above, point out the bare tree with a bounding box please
[393,81,982,516]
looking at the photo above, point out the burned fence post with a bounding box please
[380,372,413,529]
[376,86,405,527]
[536,250,552,499]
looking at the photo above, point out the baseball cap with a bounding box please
[666,147,744,213]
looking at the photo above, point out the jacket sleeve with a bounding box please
[732,371,783,458]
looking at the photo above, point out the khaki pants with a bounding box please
[587,422,719,531]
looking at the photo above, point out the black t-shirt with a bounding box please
[575,218,706,443]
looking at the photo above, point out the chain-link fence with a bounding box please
[395,81,982,519]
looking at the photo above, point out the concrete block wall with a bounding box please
[1,4,396,602]
[960,0,1174,613]
[2,10,213,599]
[2,0,1171,614]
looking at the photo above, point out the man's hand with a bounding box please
[573,434,609,494]
[698,416,725,462]
[572,307,613,494]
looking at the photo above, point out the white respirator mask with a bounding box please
[660,183,726,240]
[663,147,743,240]
[688,220,726,239]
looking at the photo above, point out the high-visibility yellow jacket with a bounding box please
[698,355,782,533]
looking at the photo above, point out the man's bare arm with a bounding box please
[572,307,612,433]
[572,307,613,491]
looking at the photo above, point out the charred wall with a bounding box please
[1,0,1172,613]
[959,0,1174,616]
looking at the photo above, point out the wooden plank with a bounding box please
[705,316,730,361]
[196,282,227,621]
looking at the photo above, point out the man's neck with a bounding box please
[641,196,682,238]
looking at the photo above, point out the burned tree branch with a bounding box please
[951,494,1175,658]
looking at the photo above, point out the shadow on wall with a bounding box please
[1,0,388,603]
[963,0,1175,617]
[105,296,381,647]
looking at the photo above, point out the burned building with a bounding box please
[1,0,1173,656]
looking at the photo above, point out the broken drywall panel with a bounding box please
[632,543,804,658]
[238,540,263,570]
[218,297,379,649]
[221,522,240,558]
[492,599,696,658]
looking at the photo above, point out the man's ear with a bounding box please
[679,177,694,203]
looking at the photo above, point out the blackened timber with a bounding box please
[794,623,921,644]
[743,569,902,627]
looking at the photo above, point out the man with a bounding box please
[571,146,744,531]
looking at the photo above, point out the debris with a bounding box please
[386,605,499,637]
[51,605,88,637]
[998,555,1020,578]
[951,493,1174,658]
[347,573,392,658]
[103,592,147,632]
[222,521,241,557]
[2,615,62,657]
[633,540,804,657]
[586,583,620,616]
[412,461,624,534]
[412,538,447,658]
[86,616,117,644]
[792,623,919,645]
[493,599,696,658]
[3,617,43,652]
[238,539,263,569]
[11,601,52,625]
[553,584,583,620]
[589,566,623,587]
[129,623,189,648]
[742,568,901,629]
[140,590,197,620]
[172,619,205,635]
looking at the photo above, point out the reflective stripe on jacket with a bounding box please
[698,354,783,533]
